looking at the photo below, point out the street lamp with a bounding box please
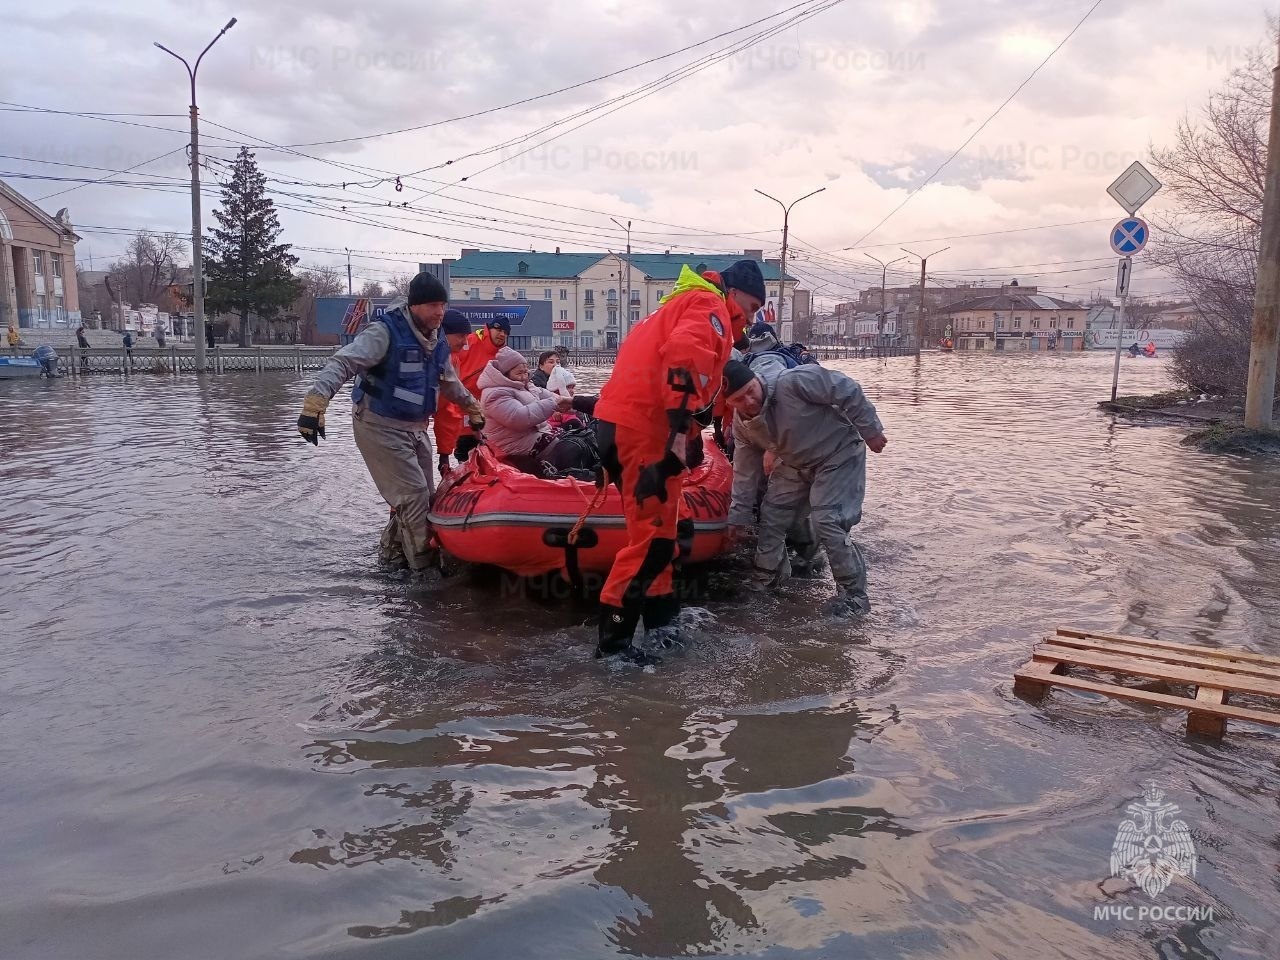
[900,245,949,349]
[755,186,825,331]
[610,217,632,337]
[865,253,906,350]
[155,17,237,373]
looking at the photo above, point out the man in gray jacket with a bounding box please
[721,359,888,615]
[297,272,484,572]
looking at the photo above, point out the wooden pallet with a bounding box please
[1013,627,1280,738]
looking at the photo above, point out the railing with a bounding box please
[15,345,339,376]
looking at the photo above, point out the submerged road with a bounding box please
[1,352,1276,959]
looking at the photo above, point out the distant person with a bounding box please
[154,323,166,348]
[531,350,560,389]
[76,326,90,371]
[205,323,216,350]
[722,358,888,617]
[296,273,483,573]
[122,329,134,367]
[8,324,22,356]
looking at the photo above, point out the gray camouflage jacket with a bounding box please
[728,365,884,525]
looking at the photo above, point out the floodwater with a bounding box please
[1,352,1277,960]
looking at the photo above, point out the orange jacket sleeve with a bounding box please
[657,290,731,414]
[433,357,465,455]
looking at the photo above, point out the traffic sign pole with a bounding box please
[1110,287,1129,402]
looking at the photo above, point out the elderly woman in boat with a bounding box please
[477,347,574,472]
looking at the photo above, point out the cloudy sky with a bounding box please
[2,0,1273,307]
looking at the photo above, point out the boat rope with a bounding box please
[567,481,608,547]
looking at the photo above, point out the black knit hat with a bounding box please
[719,259,766,303]
[407,271,449,305]
[441,309,471,335]
[721,359,758,398]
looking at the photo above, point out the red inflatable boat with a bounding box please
[428,435,734,578]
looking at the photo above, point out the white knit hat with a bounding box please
[547,364,576,398]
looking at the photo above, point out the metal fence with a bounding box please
[13,345,339,376]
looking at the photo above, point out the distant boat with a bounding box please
[0,356,45,378]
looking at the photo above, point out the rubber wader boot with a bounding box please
[821,589,871,618]
[597,603,660,665]
[642,594,683,649]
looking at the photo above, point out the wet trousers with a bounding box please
[352,415,438,571]
[755,447,869,600]
[599,424,684,612]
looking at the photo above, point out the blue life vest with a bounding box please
[351,306,451,421]
[745,347,800,370]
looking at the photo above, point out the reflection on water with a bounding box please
[1,354,1278,960]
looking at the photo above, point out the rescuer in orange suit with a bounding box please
[431,309,474,474]
[592,259,765,662]
[437,315,511,468]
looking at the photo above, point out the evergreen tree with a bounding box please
[204,147,302,347]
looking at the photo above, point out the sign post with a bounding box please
[1105,162,1161,401]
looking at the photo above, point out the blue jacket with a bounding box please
[350,307,451,421]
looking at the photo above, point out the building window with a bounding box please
[54,294,65,321]
[543,288,552,299]
[630,309,639,323]
[558,334,574,349]
[1013,319,1022,329]
[1067,318,1075,329]
[559,288,567,300]
[468,287,479,300]
[1031,319,1041,329]
[51,253,63,279]
[629,291,640,304]
[33,251,44,276]
[585,309,594,322]
[579,334,593,350]
[584,290,594,305]
[1049,318,1059,329]
[607,289,617,302]
[656,290,664,300]
[518,261,529,275]
[559,309,568,321]
[516,288,527,300]
[494,286,504,300]
[607,308,618,327]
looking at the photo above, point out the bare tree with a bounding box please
[387,272,413,299]
[1149,31,1273,394]
[108,230,188,308]
[358,280,385,298]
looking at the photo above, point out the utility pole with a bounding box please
[901,246,949,349]
[610,218,632,337]
[865,253,906,350]
[1245,33,1280,428]
[345,248,353,295]
[755,187,826,332]
[155,16,237,373]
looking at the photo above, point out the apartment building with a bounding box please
[446,248,797,351]
[939,283,1087,351]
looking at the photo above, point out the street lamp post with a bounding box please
[900,245,949,349]
[865,253,906,351]
[610,217,632,337]
[155,17,237,373]
[755,187,825,333]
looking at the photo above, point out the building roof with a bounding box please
[0,179,80,242]
[447,250,793,282]
[449,251,606,279]
[942,292,1084,313]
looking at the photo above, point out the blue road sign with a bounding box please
[1110,217,1149,256]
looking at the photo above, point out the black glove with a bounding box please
[685,433,705,469]
[297,413,325,445]
[712,416,727,450]
[692,404,714,427]
[571,394,598,417]
[634,451,684,506]
[666,407,693,434]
